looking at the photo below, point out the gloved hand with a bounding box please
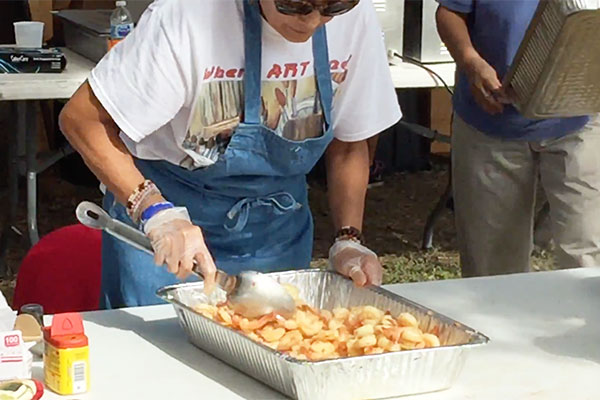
[329,240,383,287]
[143,207,217,290]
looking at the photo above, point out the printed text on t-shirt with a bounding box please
[203,56,352,81]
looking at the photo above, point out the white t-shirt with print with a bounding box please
[89,0,402,170]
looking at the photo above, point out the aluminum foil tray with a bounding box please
[504,0,600,119]
[157,270,488,400]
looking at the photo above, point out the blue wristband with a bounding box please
[140,202,175,228]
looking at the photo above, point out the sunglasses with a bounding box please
[274,0,360,17]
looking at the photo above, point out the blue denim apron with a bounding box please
[100,0,334,308]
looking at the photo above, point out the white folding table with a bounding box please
[0,48,455,275]
[34,268,600,400]
[0,49,94,274]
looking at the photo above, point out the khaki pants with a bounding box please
[452,115,600,277]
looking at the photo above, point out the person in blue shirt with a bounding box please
[436,0,600,276]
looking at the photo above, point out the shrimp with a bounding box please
[216,308,233,326]
[296,310,323,337]
[360,306,384,322]
[400,327,423,344]
[377,336,392,351]
[382,326,403,343]
[364,346,385,355]
[193,304,217,320]
[315,329,339,342]
[259,326,286,343]
[423,333,441,348]
[278,330,303,351]
[239,313,277,333]
[354,324,375,338]
[357,334,377,348]
[328,318,344,331]
[283,319,299,330]
[381,314,396,327]
[397,312,419,328]
[389,343,402,352]
[332,307,350,320]
[320,309,333,323]
[346,339,363,357]
[192,289,443,362]
[308,341,336,361]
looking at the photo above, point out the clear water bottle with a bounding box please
[108,0,134,50]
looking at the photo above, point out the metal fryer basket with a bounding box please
[157,270,489,400]
[504,0,600,119]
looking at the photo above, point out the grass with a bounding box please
[311,246,555,286]
[311,248,461,285]
[1,165,558,309]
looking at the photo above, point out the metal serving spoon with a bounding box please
[75,201,296,319]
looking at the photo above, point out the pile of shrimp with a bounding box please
[193,284,441,361]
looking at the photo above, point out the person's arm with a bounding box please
[60,83,216,286]
[435,6,477,74]
[59,82,162,206]
[324,0,401,287]
[325,138,369,232]
[326,138,381,287]
[325,0,400,233]
[436,5,506,114]
[58,4,217,285]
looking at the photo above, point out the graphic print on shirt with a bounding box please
[179,58,350,169]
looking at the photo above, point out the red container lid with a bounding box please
[43,312,88,349]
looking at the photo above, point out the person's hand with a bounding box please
[329,240,383,287]
[143,207,217,290]
[463,55,509,115]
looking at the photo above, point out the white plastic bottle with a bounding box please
[108,0,134,50]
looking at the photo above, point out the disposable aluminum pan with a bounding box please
[504,0,600,119]
[157,270,488,400]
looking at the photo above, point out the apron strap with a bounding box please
[243,0,263,125]
[224,192,302,233]
[312,27,333,129]
[243,0,333,127]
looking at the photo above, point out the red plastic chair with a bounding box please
[13,224,102,314]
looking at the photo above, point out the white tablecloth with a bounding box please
[0,291,15,332]
[0,49,454,102]
[389,62,455,89]
[0,49,94,101]
[36,268,600,400]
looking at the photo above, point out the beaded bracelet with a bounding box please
[126,180,161,223]
[334,226,363,244]
[131,185,162,223]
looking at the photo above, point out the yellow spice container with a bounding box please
[43,312,90,395]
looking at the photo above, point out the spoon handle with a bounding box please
[75,201,237,293]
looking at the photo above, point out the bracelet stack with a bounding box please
[334,226,363,244]
[126,179,161,223]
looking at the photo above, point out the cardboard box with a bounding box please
[0,331,32,380]
[430,88,452,157]
[0,47,66,73]
[27,0,116,43]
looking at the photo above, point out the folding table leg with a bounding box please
[422,171,453,250]
[0,102,19,277]
[25,101,39,245]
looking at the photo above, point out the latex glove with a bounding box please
[329,240,383,287]
[463,55,510,115]
[143,207,217,289]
